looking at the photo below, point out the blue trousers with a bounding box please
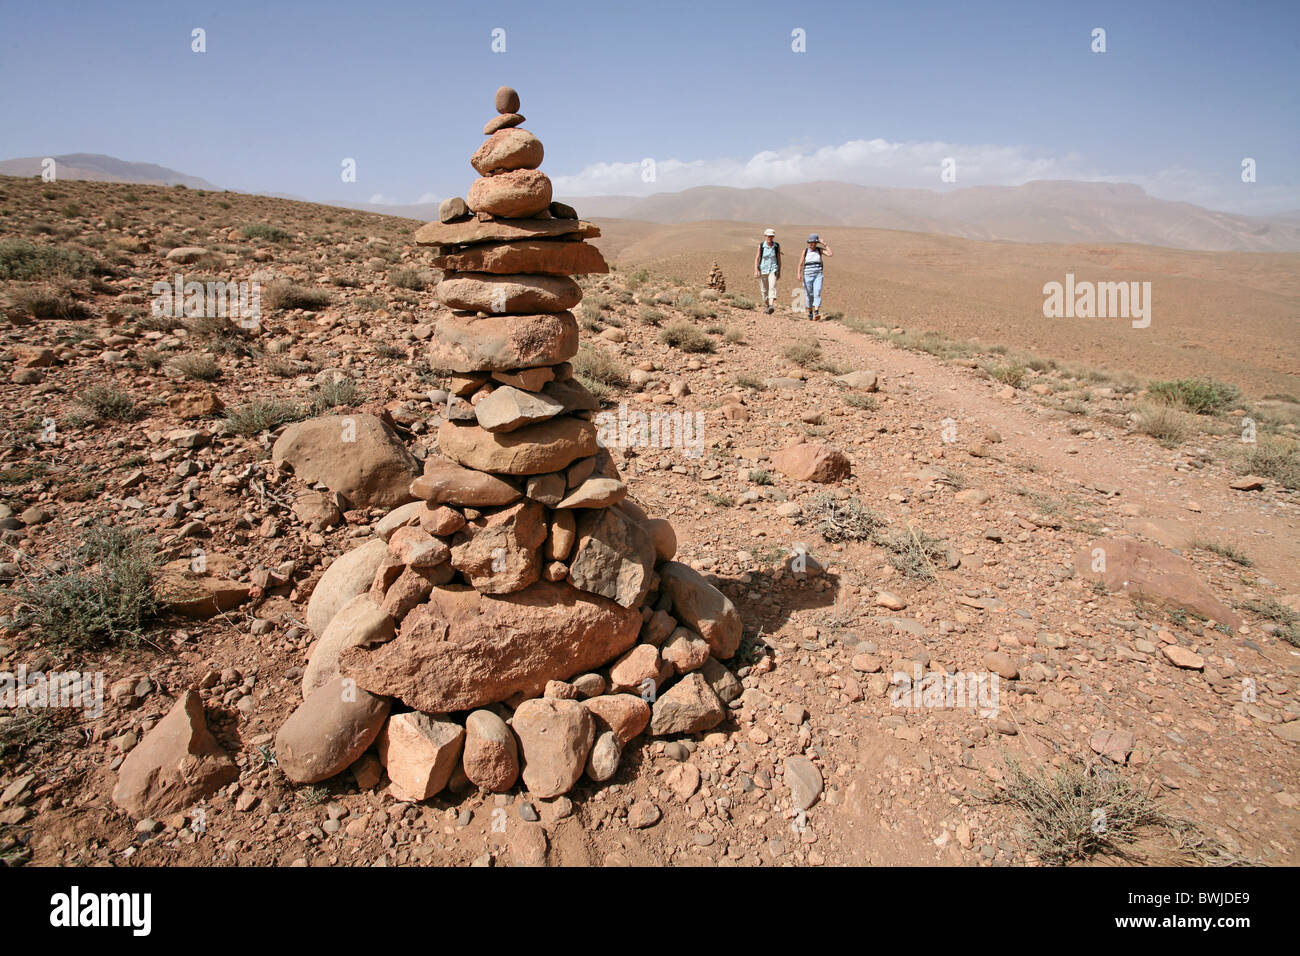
[803,270,823,308]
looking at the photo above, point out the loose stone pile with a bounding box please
[272,88,744,802]
[707,260,726,293]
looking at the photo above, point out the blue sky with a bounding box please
[1,0,1296,213]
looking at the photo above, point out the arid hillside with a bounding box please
[591,218,1300,399]
[0,174,1297,869]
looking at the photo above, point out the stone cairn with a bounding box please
[707,260,726,293]
[273,87,744,803]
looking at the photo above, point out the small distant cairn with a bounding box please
[707,261,726,293]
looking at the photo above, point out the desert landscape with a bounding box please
[1,97,1298,870]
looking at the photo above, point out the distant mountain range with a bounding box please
[0,153,222,191]
[566,181,1300,252]
[4,154,1297,252]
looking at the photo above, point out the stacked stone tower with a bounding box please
[273,88,743,802]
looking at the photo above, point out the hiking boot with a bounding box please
[807,308,814,320]
[765,305,774,315]
[813,309,821,321]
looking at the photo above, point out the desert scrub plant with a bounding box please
[0,240,95,280]
[799,494,885,543]
[388,266,433,291]
[1235,597,1300,647]
[262,281,331,312]
[734,373,766,390]
[223,399,308,436]
[1188,536,1253,567]
[306,377,360,414]
[241,223,290,242]
[730,297,756,311]
[373,341,408,360]
[984,362,1027,388]
[1238,437,1300,490]
[784,340,823,368]
[7,287,89,320]
[703,491,735,508]
[991,756,1177,864]
[169,352,222,381]
[571,344,629,388]
[1134,402,1194,447]
[723,327,746,344]
[1147,377,1242,415]
[636,306,665,326]
[77,384,140,422]
[843,392,876,410]
[748,468,774,485]
[13,525,160,649]
[876,524,948,580]
[659,321,714,353]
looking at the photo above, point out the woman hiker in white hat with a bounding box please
[798,233,832,320]
[753,228,781,315]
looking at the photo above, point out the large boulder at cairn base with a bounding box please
[438,417,597,476]
[427,310,578,373]
[339,581,641,713]
[437,273,583,314]
[658,561,743,659]
[111,691,237,819]
[410,455,521,506]
[275,677,391,784]
[306,538,390,636]
[470,128,544,175]
[413,217,599,246]
[431,240,609,276]
[467,168,553,218]
[1073,537,1242,629]
[272,414,420,509]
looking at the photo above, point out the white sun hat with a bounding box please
[763,228,776,236]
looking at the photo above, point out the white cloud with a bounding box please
[550,138,1298,214]
[550,138,1093,195]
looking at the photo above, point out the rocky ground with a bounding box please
[1,175,1297,867]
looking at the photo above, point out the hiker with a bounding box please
[753,228,781,314]
[798,233,832,320]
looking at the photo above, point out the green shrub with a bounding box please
[1147,377,1243,415]
[242,223,290,242]
[784,340,823,367]
[77,385,140,422]
[169,353,222,381]
[0,240,95,280]
[224,399,307,436]
[571,344,629,387]
[14,525,160,649]
[659,321,714,353]
[262,281,331,311]
[8,287,89,319]
[1240,438,1300,490]
[1135,403,1195,447]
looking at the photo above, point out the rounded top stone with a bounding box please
[495,86,520,114]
